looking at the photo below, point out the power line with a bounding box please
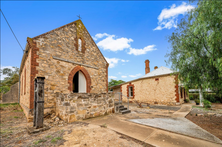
[0,9,24,52]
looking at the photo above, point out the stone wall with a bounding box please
[31,20,108,110]
[121,74,179,105]
[20,49,31,109]
[2,82,19,103]
[112,87,121,101]
[55,92,114,123]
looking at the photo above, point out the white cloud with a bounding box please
[121,59,129,62]
[94,33,157,55]
[92,33,109,41]
[0,66,14,80]
[121,75,127,78]
[128,45,157,56]
[95,33,133,52]
[105,57,129,68]
[129,73,142,78]
[108,76,117,79]
[154,2,195,30]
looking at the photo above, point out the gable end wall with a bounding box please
[32,21,108,110]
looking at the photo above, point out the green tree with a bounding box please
[166,0,222,95]
[108,79,125,90]
[0,67,19,94]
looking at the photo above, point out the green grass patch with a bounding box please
[100,123,107,128]
[0,103,19,108]
[192,106,210,111]
[46,135,51,138]
[14,116,19,119]
[0,129,12,134]
[51,137,62,143]
[13,109,23,112]
[33,139,47,145]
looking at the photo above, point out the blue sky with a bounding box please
[1,1,196,81]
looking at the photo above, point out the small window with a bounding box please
[78,38,82,51]
[155,78,159,81]
[129,86,133,97]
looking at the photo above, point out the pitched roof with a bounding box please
[110,66,177,89]
[140,66,175,78]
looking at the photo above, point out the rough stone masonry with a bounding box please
[56,92,114,123]
[19,19,109,122]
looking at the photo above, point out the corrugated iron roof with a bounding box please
[140,66,176,78]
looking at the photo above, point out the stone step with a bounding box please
[121,110,131,114]
[114,101,122,105]
[119,107,127,111]
[118,105,124,109]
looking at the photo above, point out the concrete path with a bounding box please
[130,117,222,144]
[83,114,221,147]
[172,104,192,117]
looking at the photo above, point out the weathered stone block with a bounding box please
[77,110,87,115]
[94,112,100,117]
[63,102,70,106]
[68,114,76,123]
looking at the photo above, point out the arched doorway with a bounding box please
[73,71,86,93]
[68,66,91,93]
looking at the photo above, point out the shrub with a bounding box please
[203,100,211,108]
[184,99,190,103]
[189,93,199,99]
[189,95,194,100]
[195,99,200,105]
[204,93,216,103]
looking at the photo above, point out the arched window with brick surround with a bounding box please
[68,65,91,93]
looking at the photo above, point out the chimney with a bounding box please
[154,66,158,70]
[145,60,150,74]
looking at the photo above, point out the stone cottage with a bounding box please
[111,60,187,105]
[19,19,113,122]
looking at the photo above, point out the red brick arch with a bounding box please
[68,65,91,93]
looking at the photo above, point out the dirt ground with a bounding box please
[186,104,222,140]
[0,103,150,147]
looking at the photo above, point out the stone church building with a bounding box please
[111,60,187,105]
[19,20,110,121]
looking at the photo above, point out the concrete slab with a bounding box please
[26,124,50,134]
[84,114,221,147]
[85,115,156,141]
[173,105,192,117]
[146,130,222,147]
[129,117,222,144]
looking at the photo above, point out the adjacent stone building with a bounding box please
[2,82,19,103]
[19,19,110,121]
[110,60,187,105]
